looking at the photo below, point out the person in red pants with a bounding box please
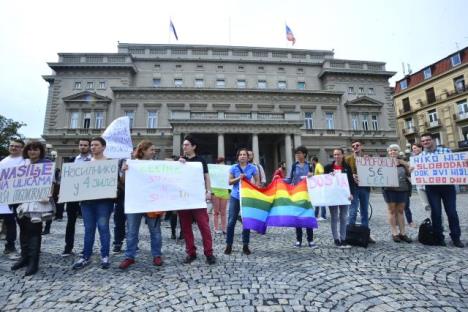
[178,135,216,265]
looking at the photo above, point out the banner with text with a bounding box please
[306,173,351,206]
[102,116,133,159]
[208,164,232,190]
[0,204,11,214]
[356,157,398,187]
[0,162,55,205]
[125,160,207,213]
[410,152,468,185]
[59,159,119,202]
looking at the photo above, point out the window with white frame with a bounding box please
[98,81,106,89]
[405,117,413,129]
[451,53,461,67]
[257,80,267,89]
[125,110,135,128]
[351,113,359,130]
[368,87,375,95]
[278,81,287,89]
[454,76,465,92]
[423,67,432,80]
[297,81,305,90]
[325,112,334,129]
[400,80,408,90]
[153,78,161,87]
[95,112,104,129]
[428,109,438,124]
[74,81,82,89]
[70,112,80,129]
[433,133,442,146]
[147,111,158,128]
[304,112,313,129]
[358,87,365,94]
[371,115,379,130]
[216,79,225,88]
[86,82,94,89]
[457,100,468,117]
[362,113,369,131]
[237,79,246,88]
[348,86,354,94]
[195,79,204,88]
[174,79,183,87]
[83,112,91,129]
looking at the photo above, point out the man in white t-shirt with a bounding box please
[248,150,267,187]
[0,139,26,255]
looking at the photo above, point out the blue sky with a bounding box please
[0,0,467,137]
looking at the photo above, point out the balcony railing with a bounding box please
[414,87,467,108]
[402,127,417,135]
[453,112,468,122]
[170,111,301,121]
[425,120,442,129]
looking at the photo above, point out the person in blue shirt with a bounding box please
[224,148,259,255]
[284,146,315,248]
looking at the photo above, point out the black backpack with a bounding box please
[418,218,437,245]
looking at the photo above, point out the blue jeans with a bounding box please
[226,196,250,246]
[348,186,370,227]
[125,213,162,259]
[425,185,461,243]
[404,196,413,224]
[81,199,113,259]
[314,206,327,219]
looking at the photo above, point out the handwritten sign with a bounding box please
[59,160,118,202]
[125,160,207,213]
[208,164,232,190]
[307,173,351,206]
[356,157,398,187]
[102,116,133,159]
[0,163,55,205]
[410,152,468,185]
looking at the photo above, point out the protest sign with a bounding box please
[306,173,351,206]
[0,162,55,205]
[0,204,12,214]
[125,160,207,213]
[356,157,398,187]
[102,116,133,159]
[208,164,231,189]
[59,159,118,202]
[410,152,468,185]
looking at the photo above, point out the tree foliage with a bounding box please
[0,114,26,157]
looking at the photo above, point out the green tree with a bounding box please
[0,114,26,157]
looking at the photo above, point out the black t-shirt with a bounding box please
[183,155,208,174]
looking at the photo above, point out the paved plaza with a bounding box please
[1,193,467,311]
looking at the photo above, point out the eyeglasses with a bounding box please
[352,144,361,148]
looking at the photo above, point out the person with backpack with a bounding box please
[284,146,316,248]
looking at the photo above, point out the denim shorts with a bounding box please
[383,190,408,204]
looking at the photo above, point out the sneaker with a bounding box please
[334,239,341,247]
[112,245,122,254]
[153,256,163,266]
[224,245,232,255]
[101,257,110,269]
[72,258,90,270]
[399,234,412,243]
[368,236,376,244]
[317,217,325,221]
[8,252,21,260]
[242,245,251,255]
[61,249,74,257]
[3,246,16,255]
[41,230,50,235]
[425,205,431,211]
[183,255,196,264]
[340,242,351,249]
[453,241,465,248]
[206,255,216,265]
[119,258,135,270]
[294,241,302,248]
[308,241,317,248]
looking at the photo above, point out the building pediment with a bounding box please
[345,96,384,107]
[63,91,112,103]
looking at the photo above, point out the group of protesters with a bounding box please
[0,131,464,276]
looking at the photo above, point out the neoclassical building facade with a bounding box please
[42,43,397,178]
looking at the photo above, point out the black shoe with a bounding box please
[112,245,122,253]
[242,245,251,255]
[24,258,39,276]
[171,233,176,240]
[206,255,216,265]
[41,230,50,235]
[434,240,447,247]
[368,237,376,244]
[224,245,232,255]
[399,234,412,243]
[392,235,401,243]
[3,246,17,255]
[11,257,28,271]
[453,241,464,248]
[334,239,341,246]
[183,255,196,264]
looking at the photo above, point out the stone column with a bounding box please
[172,133,181,156]
[218,133,225,158]
[285,134,293,175]
[293,134,302,148]
[252,133,259,163]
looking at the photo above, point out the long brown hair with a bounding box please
[133,140,154,160]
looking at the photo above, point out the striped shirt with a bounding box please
[422,146,452,155]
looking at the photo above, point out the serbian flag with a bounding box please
[286,24,296,45]
[241,177,317,234]
[170,19,179,41]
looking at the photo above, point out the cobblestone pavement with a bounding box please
[1,193,467,311]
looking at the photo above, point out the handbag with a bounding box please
[346,224,370,248]
[418,218,437,245]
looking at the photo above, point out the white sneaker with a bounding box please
[308,241,318,248]
[294,241,302,248]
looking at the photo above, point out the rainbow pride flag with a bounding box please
[241,177,317,234]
